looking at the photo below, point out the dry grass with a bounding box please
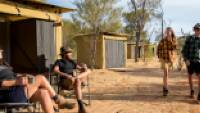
[61,59,200,113]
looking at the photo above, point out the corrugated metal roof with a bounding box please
[6,0,75,13]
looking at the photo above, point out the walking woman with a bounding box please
[157,27,177,96]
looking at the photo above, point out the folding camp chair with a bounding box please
[0,88,41,113]
[0,103,34,113]
[49,66,92,106]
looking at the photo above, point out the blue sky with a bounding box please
[47,0,200,36]
[163,0,200,36]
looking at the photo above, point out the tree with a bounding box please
[69,0,122,68]
[62,20,78,54]
[123,0,162,62]
[71,0,122,33]
[123,9,149,42]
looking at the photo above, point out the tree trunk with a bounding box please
[135,30,140,62]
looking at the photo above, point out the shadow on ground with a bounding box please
[85,67,199,105]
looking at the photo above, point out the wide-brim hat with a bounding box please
[60,47,73,55]
[194,23,200,29]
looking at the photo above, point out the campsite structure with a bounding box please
[0,0,73,73]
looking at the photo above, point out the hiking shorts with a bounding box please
[60,78,74,90]
[0,86,27,103]
[187,61,200,75]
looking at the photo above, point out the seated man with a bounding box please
[53,47,91,113]
[0,49,75,113]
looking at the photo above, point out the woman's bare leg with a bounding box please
[30,89,54,113]
[163,65,169,89]
[27,75,56,98]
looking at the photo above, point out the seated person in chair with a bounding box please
[0,48,75,113]
[53,47,91,113]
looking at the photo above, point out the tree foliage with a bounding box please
[71,0,122,33]
[123,0,162,62]
[123,0,162,40]
[62,0,123,59]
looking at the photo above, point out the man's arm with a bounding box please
[76,64,83,70]
[53,65,73,80]
[181,37,191,66]
[181,37,190,60]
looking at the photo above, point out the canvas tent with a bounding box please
[74,32,128,69]
[0,0,74,73]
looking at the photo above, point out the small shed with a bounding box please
[127,42,156,60]
[0,0,74,73]
[74,32,128,69]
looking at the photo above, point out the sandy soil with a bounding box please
[61,59,200,113]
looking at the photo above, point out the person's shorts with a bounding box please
[0,86,27,103]
[160,59,173,69]
[187,61,200,75]
[60,78,74,90]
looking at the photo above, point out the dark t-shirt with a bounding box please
[54,59,77,75]
[0,65,27,103]
[0,65,16,82]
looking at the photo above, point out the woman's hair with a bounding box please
[165,27,176,41]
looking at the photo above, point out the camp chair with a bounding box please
[48,65,92,106]
[0,88,41,113]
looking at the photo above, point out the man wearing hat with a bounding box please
[182,23,200,100]
[0,48,76,113]
[53,47,91,113]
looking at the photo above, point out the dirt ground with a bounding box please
[61,59,200,113]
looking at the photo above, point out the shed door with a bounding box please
[130,45,135,59]
[36,20,55,72]
[105,40,125,68]
[10,19,55,73]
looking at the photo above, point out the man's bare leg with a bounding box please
[197,74,200,100]
[188,74,194,97]
[73,70,90,113]
[74,78,83,100]
[77,69,91,80]
[188,74,193,90]
[74,69,91,99]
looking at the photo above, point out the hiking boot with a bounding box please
[78,100,87,113]
[190,90,195,99]
[163,87,168,97]
[78,106,87,113]
[55,95,76,109]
